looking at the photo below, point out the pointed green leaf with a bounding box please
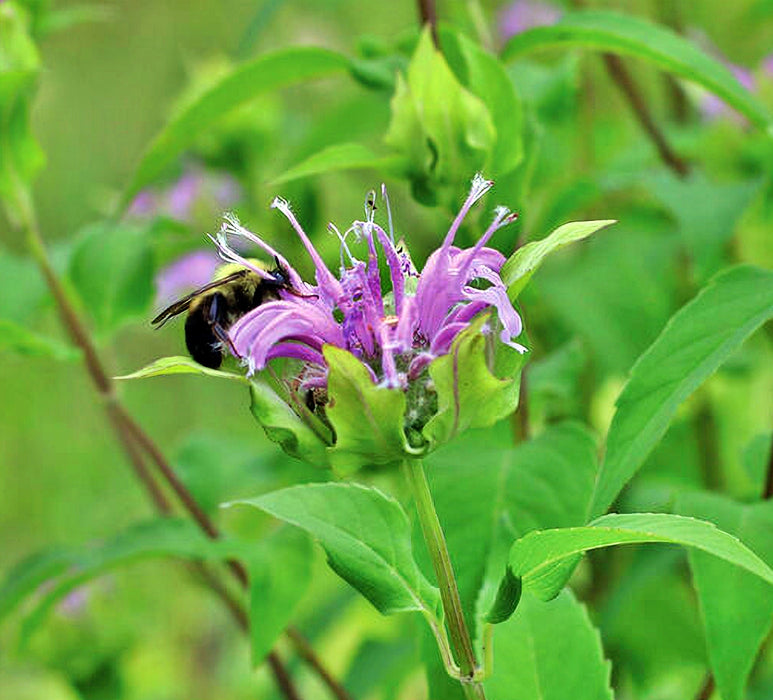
[271,142,403,185]
[502,220,615,299]
[677,492,773,700]
[384,28,496,206]
[509,513,773,602]
[502,10,773,131]
[423,318,523,449]
[323,345,413,475]
[232,483,441,618]
[120,46,351,209]
[248,528,312,666]
[117,355,249,383]
[485,591,613,700]
[441,29,524,176]
[592,265,773,517]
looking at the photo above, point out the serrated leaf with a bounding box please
[501,219,616,299]
[592,265,773,517]
[677,492,773,700]
[248,528,312,666]
[0,319,78,360]
[485,590,613,700]
[117,355,248,383]
[501,9,773,131]
[249,379,332,468]
[120,46,351,208]
[231,483,441,619]
[271,142,403,185]
[68,222,154,335]
[509,513,773,602]
[323,345,413,475]
[423,318,523,449]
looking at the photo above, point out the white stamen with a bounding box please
[381,183,395,245]
[328,223,356,267]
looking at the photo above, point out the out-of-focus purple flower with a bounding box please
[155,250,221,306]
[499,0,562,41]
[698,64,755,122]
[762,53,773,78]
[128,165,242,223]
[214,174,526,392]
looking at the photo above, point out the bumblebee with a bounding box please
[151,259,292,369]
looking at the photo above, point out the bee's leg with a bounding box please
[207,294,241,360]
[211,322,241,360]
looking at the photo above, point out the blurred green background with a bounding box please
[3,0,773,698]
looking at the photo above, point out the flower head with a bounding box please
[213,176,527,470]
[223,175,525,388]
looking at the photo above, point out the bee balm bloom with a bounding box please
[212,175,527,472]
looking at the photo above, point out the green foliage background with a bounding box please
[2,1,773,699]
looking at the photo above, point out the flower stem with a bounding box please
[402,459,486,699]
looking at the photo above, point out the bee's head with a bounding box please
[269,256,292,288]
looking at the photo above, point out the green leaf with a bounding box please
[3,519,252,641]
[477,422,600,626]
[384,28,496,206]
[645,172,761,281]
[120,46,351,208]
[323,345,414,475]
[231,483,441,619]
[117,355,249,383]
[509,512,773,602]
[271,142,404,185]
[484,567,521,624]
[249,379,332,468]
[484,590,613,700]
[592,265,773,516]
[248,528,312,666]
[677,492,773,700]
[0,319,78,360]
[441,29,524,177]
[501,9,773,131]
[423,318,523,449]
[0,549,73,624]
[68,222,154,335]
[502,219,615,299]
[0,3,44,222]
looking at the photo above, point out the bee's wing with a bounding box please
[150,270,248,328]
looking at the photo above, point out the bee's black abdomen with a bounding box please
[185,299,223,369]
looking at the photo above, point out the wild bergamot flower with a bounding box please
[210,174,527,473]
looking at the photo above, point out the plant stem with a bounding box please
[417,0,439,45]
[402,459,486,699]
[764,430,773,499]
[17,207,353,700]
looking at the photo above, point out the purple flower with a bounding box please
[128,165,243,223]
[698,64,755,122]
[214,175,526,393]
[762,53,773,78]
[499,0,562,41]
[155,249,221,306]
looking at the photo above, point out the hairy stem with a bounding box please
[402,459,486,698]
[17,207,353,700]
